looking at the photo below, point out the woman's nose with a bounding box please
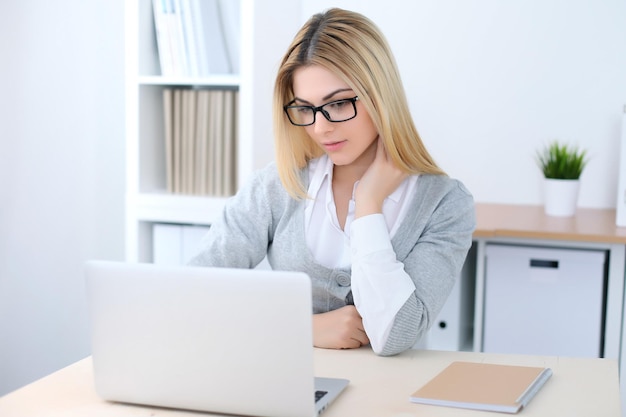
[312,111,334,134]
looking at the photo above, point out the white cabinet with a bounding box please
[125,0,300,262]
[483,244,606,358]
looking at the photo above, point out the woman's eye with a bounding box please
[328,100,347,110]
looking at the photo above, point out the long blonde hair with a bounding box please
[273,8,445,199]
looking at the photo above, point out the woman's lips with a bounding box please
[322,140,347,151]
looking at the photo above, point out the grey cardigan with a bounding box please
[188,162,476,356]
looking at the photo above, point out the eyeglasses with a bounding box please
[283,96,359,126]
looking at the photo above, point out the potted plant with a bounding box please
[536,140,589,216]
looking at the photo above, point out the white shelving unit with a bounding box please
[124,0,301,262]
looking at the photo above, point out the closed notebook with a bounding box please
[410,361,552,414]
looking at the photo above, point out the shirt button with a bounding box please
[335,271,351,287]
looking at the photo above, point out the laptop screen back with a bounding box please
[85,260,317,417]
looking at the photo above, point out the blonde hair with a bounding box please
[273,8,445,199]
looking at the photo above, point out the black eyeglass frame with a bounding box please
[283,96,359,126]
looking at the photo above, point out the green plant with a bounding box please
[536,141,589,180]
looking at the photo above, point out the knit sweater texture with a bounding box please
[188,162,476,356]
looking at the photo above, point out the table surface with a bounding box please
[0,347,620,417]
[474,203,626,244]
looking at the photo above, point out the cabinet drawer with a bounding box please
[483,244,606,358]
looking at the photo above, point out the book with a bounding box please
[210,89,225,195]
[178,0,200,77]
[173,88,183,193]
[188,0,209,77]
[194,89,210,195]
[409,361,553,414]
[221,89,236,195]
[162,88,175,192]
[162,87,236,196]
[196,0,231,74]
[168,0,189,76]
[218,0,240,74]
[152,0,175,76]
[181,89,197,194]
[154,0,237,77]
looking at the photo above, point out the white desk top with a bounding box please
[0,347,620,417]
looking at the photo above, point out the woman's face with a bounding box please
[291,65,379,167]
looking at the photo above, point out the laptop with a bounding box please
[85,260,349,417]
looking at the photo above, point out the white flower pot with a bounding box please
[543,178,580,217]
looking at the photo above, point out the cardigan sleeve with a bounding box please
[187,167,275,269]
[363,178,475,356]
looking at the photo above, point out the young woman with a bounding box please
[189,8,475,356]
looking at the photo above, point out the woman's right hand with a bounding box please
[312,306,370,349]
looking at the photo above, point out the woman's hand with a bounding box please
[355,137,408,218]
[312,306,370,349]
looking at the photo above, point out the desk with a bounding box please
[0,348,620,417]
[472,204,626,414]
[472,205,626,356]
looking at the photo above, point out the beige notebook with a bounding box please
[410,361,552,414]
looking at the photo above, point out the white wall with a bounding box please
[301,1,626,208]
[0,1,125,395]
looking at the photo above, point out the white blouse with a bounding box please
[305,155,418,353]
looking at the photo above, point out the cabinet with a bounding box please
[124,0,300,262]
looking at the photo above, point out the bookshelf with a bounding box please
[125,0,300,262]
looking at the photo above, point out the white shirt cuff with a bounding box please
[350,214,416,354]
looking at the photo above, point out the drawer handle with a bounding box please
[530,259,559,269]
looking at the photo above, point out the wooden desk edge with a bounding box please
[474,203,626,245]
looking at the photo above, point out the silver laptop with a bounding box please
[85,260,348,417]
